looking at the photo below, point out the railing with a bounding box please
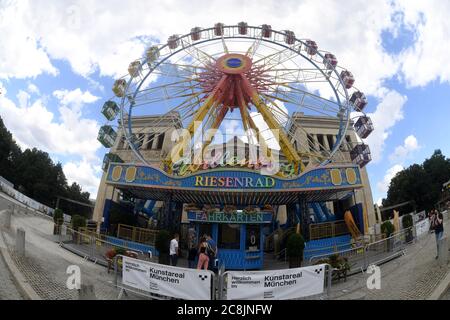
[309,227,416,274]
[117,224,159,246]
[309,220,349,240]
[58,226,156,269]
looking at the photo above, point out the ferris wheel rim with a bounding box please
[119,24,352,170]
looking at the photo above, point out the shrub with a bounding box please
[381,220,395,238]
[286,233,305,268]
[155,230,171,254]
[53,208,64,225]
[402,214,413,229]
[71,215,86,231]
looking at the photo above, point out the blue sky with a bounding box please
[0,0,449,203]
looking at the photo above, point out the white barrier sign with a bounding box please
[415,219,430,238]
[122,256,213,300]
[226,264,326,300]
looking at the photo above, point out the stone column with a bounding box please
[313,134,320,152]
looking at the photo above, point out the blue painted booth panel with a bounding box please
[105,236,159,256]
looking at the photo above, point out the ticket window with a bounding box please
[218,224,240,250]
[246,225,261,252]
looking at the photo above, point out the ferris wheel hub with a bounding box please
[216,54,253,74]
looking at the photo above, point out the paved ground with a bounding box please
[326,218,450,300]
[0,194,148,300]
[0,241,23,300]
[1,191,449,300]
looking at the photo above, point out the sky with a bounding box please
[0,0,449,203]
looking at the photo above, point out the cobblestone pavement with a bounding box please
[0,243,23,300]
[0,195,147,300]
[328,218,450,300]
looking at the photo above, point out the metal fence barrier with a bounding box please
[309,227,415,274]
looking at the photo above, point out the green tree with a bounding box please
[383,150,450,212]
[0,117,21,183]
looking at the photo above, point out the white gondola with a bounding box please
[128,60,142,78]
[350,144,372,168]
[112,79,126,98]
[146,46,160,66]
[323,53,338,70]
[305,40,318,56]
[354,116,374,139]
[262,24,272,38]
[97,125,117,148]
[168,35,179,50]
[238,22,248,35]
[101,101,120,121]
[191,27,202,41]
[284,30,295,45]
[350,91,368,112]
[340,70,355,89]
[214,23,224,36]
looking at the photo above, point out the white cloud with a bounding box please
[0,1,58,79]
[389,135,420,163]
[63,160,102,199]
[0,0,404,95]
[377,164,404,195]
[363,90,408,163]
[27,83,40,95]
[53,88,99,112]
[396,0,450,87]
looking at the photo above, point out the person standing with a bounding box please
[430,209,444,259]
[197,246,209,270]
[187,244,198,269]
[206,234,218,271]
[169,233,179,266]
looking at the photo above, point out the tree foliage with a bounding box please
[383,150,450,212]
[0,116,92,216]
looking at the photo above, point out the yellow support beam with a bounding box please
[240,75,304,172]
[166,75,229,170]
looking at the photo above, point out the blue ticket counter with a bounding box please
[189,211,271,270]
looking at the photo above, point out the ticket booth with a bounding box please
[188,210,272,270]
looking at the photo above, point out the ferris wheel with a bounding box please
[98,23,374,176]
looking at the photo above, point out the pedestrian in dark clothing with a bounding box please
[430,209,444,259]
[188,245,198,269]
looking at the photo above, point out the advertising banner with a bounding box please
[122,256,213,300]
[226,264,326,300]
[415,219,430,238]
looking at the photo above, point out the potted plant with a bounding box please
[315,254,351,282]
[402,214,414,243]
[53,209,64,235]
[155,230,171,265]
[286,233,305,268]
[71,215,87,244]
[381,220,395,251]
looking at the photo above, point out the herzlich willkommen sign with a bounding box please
[122,256,213,300]
[226,264,327,300]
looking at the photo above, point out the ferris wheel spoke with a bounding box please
[179,38,216,67]
[270,84,342,111]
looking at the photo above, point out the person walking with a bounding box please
[197,246,209,270]
[169,233,180,266]
[430,209,444,259]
